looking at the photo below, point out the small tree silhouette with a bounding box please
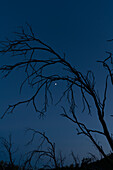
[0,134,18,169]
[23,128,65,169]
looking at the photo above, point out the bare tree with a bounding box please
[0,134,18,168]
[71,151,80,168]
[0,24,113,163]
[23,128,65,169]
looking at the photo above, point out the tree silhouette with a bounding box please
[23,128,65,169]
[0,134,18,169]
[0,24,113,164]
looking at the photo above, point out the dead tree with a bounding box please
[23,128,64,169]
[0,134,17,168]
[0,24,113,161]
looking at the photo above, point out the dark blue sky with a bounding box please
[0,0,113,165]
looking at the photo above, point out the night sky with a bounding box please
[0,0,113,166]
